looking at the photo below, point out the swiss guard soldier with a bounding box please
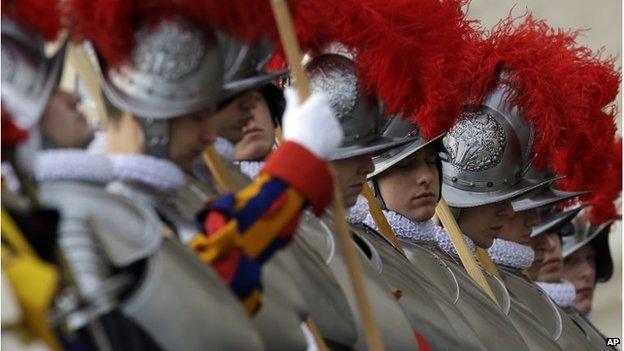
[529,206,585,309]
[1,0,67,350]
[213,38,285,151]
[438,81,562,351]
[561,208,619,349]
[301,52,442,350]
[42,1,264,350]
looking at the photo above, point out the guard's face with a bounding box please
[211,91,257,144]
[562,244,597,314]
[41,90,94,148]
[376,145,439,222]
[528,232,563,282]
[234,91,275,161]
[169,111,216,171]
[457,200,514,248]
[331,154,375,208]
[499,209,539,245]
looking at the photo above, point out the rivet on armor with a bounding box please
[487,181,494,187]
[392,289,403,300]
[451,177,458,183]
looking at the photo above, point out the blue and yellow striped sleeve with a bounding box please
[190,141,334,313]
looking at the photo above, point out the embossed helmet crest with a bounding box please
[133,23,207,82]
[440,84,553,208]
[444,110,506,172]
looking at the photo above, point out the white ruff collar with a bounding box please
[35,149,114,185]
[363,210,439,244]
[236,160,265,180]
[213,137,236,163]
[488,238,535,269]
[346,195,369,224]
[109,154,184,193]
[435,229,477,256]
[536,281,576,308]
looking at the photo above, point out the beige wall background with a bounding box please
[467,0,623,340]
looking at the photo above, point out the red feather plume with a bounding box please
[290,0,479,138]
[468,14,621,224]
[69,0,280,68]
[70,0,475,139]
[2,0,64,41]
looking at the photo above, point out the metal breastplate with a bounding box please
[460,255,562,351]
[499,268,593,351]
[122,239,264,351]
[564,308,614,350]
[307,214,417,350]
[288,211,358,348]
[470,260,561,351]
[401,241,531,351]
[355,225,486,350]
[40,182,263,351]
[252,248,311,351]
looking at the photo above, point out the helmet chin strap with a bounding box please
[138,118,170,159]
[368,178,388,211]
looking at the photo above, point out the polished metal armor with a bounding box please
[40,181,264,351]
[369,116,442,178]
[93,21,224,120]
[219,38,288,103]
[563,211,614,282]
[165,169,316,350]
[497,266,593,350]
[311,213,418,349]
[512,167,588,213]
[441,84,555,208]
[85,19,224,159]
[356,224,487,350]
[399,239,535,350]
[564,307,615,350]
[1,16,65,129]
[306,54,412,161]
[532,205,587,238]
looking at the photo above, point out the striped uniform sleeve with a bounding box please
[190,141,333,313]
